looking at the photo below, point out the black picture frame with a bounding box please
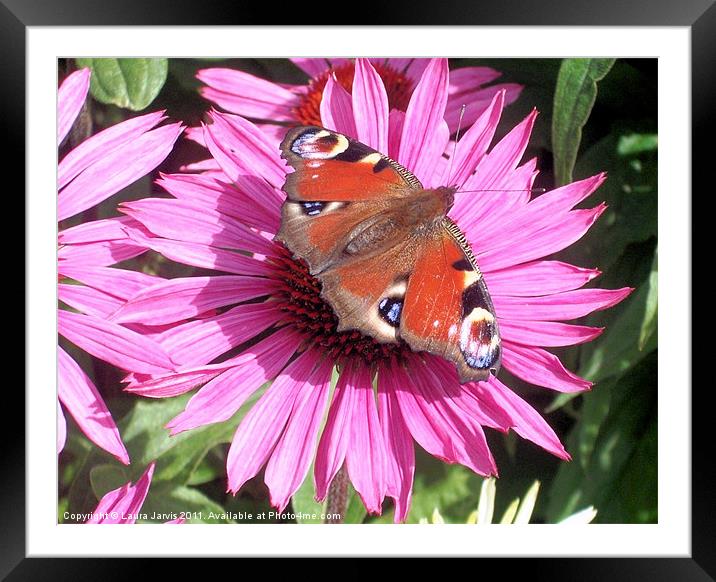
[11,0,702,575]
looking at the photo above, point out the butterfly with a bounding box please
[275,126,500,383]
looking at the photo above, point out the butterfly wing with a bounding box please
[276,126,422,274]
[280,126,422,203]
[399,219,501,383]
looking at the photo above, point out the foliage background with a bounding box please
[58,57,658,524]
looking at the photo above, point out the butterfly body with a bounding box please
[276,126,500,383]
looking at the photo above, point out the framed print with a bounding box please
[11,0,704,576]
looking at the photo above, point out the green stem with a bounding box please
[324,465,348,524]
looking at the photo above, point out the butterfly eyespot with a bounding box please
[291,129,348,159]
[300,201,326,216]
[378,297,403,327]
[459,309,499,370]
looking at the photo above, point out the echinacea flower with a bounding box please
[57,68,181,464]
[186,57,522,171]
[85,462,184,524]
[114,58,631,522]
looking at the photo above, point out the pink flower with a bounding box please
[115,59,631,521]
[187,58,522,169]
[85,462,184,524]
[57,68,182,464]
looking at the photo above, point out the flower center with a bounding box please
[293,61,415,127]
[269,244,406,366]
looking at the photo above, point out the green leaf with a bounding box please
[552,58,616,185]
[89,464,130,499]
[639,247,658,349]
[546,354,656,523]
[564,130,657,274]
[575,378,616,470]
[617,133,658,156]
[291,472,326,524]
[373,463,479,524]
[343,484,368,524]
[579,279,657,384]
[119,389,262,486]
[75,58,168,111]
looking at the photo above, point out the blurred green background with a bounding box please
[58,58,657,524]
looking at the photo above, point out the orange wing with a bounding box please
[399,220,501,383]
[280,126,421,202]
[276,126,422,274]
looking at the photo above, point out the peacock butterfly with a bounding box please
[275,126,500,383]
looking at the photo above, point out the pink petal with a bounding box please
[471,377,570,460]
[493,287,633,321]
[414,360,497,475]
[58,123,183,222]
[344,364,387,514]
[120,198,275,256]
[291,58,328,77]
[157,303,281,366]
[58,283,124,319]
[58,346,130,464]
[58,68,90,146]
[87,483,131,524]
[422,120,451,187]
[226,349,320,493]
[387,109,405,160]
[197,68,300,121]
[471,173,607,253]
[352,59,389,152]
[499,320,604,347]
[445,83,523,132]
[202,111,287,188]
[476,205,608,272]
[390,359,496,476]
[449,67,502,93]
[59,111,166,190]
[184,125,205,146]
[157,172,281,233]
[441,90,504,188]
[462,108,537,194]
[454,158,537,240]
[265,358,333,511]
[320,74,357,137]
[485,260,600,297]
[57,240,147,268]
[404,59,430,82]
[125,367,224,398]
[87,463,155,523]
[502,342,592,393]
[58,217,149,269]
[423,356,512,431]
[58,216,135,245]
[57,400,67,454]
[256,122,290,144]
[166,327,302,433]
[398,58,449,178]
[58,265,161,300]
[180,157,222,173]
[377,367,415,523]
[314,363,358,501]
[58,309,175,374]
[123,225,273,277]
[111,275,279,325]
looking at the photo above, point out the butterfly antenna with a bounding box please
[446,104,467,188]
